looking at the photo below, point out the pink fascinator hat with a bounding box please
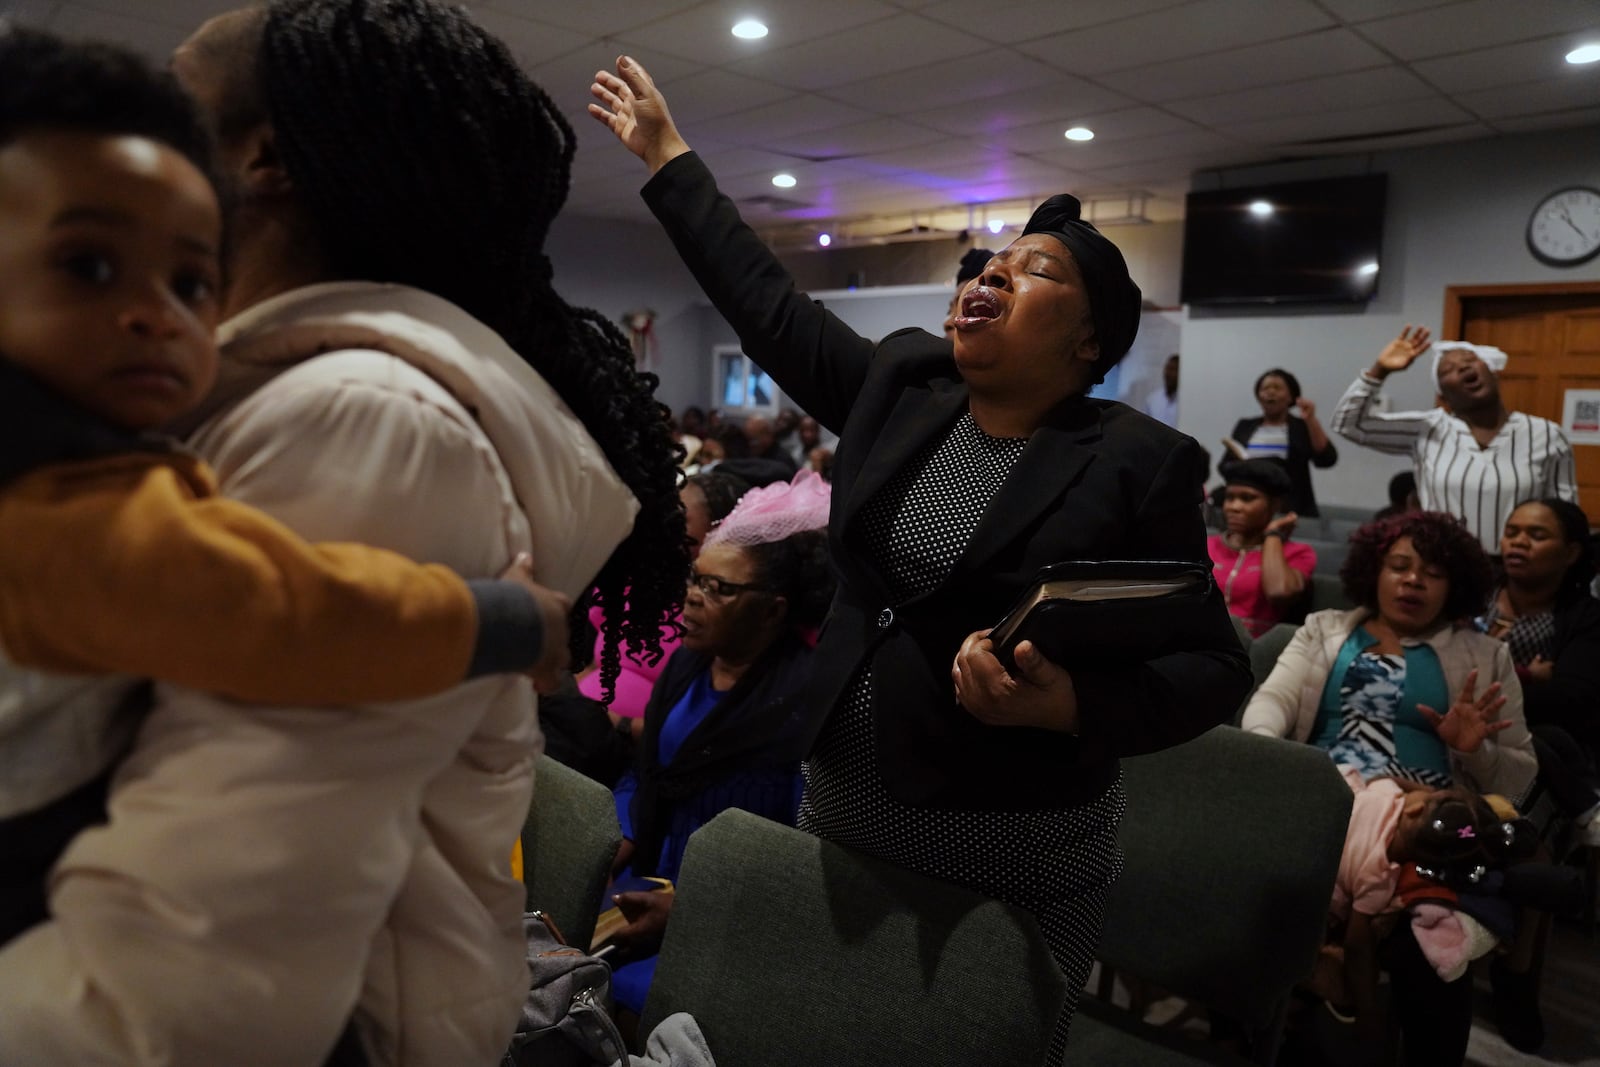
[703,469,831,548]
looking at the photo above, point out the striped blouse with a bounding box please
[1331,370,1578,554]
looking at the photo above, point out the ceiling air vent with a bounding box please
[1284,123,1467,147]
[739,194,811,213]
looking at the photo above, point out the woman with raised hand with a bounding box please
[591,57,1251,1059]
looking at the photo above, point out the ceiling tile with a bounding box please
[727,14,979,92]
[686,93,874,144]
[477,0,703,38]
[1097,28,1389,102]
[654,68,794,125]
[1491,109,1600,133]
[468,9,596,68]
[817,49,1067,115]
[1355,0,1600,60]
[1029,128,1241,170]
[1166,67,1441,126]
[1413,34,1600,93]
[1315,0,1468,20]
[979,107,1203,154]
[915,0,1191,46]
[45,3,188,58]
[690,141,825,179]
[1016,0,1336,76]
[760,117,947,160]
[1220,95,1478,144]
[4,0,60,26]
[910,77,1137,136]
[528,43,698,119]
[1454,76,1600,120]
[613,0,900,68]
[70,0,232,32]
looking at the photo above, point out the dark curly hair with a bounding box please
[686,471,749,528]
[234,0,687,700]
[743,530,836,631]
[0,25,213,182]
[1507,497,1595,604]
[1341,511,1492,623]
[1406,788,1536,889]
[1254,367,1301,402]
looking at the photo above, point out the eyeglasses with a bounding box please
[688,569,770,601]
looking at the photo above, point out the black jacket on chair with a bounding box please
[1223,416,1337,517]
[643,153,1252,812]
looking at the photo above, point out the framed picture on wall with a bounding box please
[713,345,779,413]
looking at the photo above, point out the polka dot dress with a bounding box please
[798,412,1125,1064]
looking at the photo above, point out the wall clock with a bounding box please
[1527,186,1600,267]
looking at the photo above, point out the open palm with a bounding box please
[1377,325,1432,373]
[588,58,689,172]
[1418,670,1510,753]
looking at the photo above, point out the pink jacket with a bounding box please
[0,284,638,1067]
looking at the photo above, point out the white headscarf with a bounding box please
[1432,341,1508,389]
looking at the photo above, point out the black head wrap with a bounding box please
[1021,194,1142,381]
[956,247,993,286]
[1222,458,1293,500]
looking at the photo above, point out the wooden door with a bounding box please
[1444,282,1600,507]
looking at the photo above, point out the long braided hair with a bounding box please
[248,0,688,698]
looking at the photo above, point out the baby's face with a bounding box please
[0,130,222,431]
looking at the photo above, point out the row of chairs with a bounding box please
[523,721,1354,1066]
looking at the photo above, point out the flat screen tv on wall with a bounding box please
[1180,174,1388,307]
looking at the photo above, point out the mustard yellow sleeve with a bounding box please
[0,454,483,703]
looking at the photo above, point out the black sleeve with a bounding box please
[1072,437,1253,758]
[1526,600,1600,749]
[1307,421,1339,468]
[641,153,873,435]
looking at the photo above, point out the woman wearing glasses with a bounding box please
[606,472,836,1014]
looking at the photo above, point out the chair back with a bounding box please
[1309,572,1353,612]
[1098,728,1351,1046]
[521,755,621,951]
[1248,623,1299,689]
[642,809,1068,1067]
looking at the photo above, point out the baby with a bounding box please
[0,25,569,943]
[1324,766,1529,1031]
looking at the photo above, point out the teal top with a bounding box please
[1309,625,1453,786]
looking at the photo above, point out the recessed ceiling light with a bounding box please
[1249,200,1274,217]
[1567,43,1600,64]
[986,219,1005,234]
[1357,262,1379,276]
[772,173,797,188]
[818,233,832,247]
[732,19,769,39]
[1064,127,1094,142]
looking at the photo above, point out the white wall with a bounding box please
[1180,124,1600,511]
[545,213,710,414]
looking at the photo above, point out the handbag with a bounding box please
[989,560,1217,672]
[503,910,629,1067]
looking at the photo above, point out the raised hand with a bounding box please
[1376,325,1433,374]
[1264,511,1299,541]
[1294,396,1317,420]
[588,56,691,173]
[1418,669,1511,753]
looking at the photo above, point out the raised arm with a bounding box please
[590,57,872,433]
[1330,325,1436,453]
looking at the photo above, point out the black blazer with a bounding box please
[644,153,1252,811]
[1225,416,1337,517]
